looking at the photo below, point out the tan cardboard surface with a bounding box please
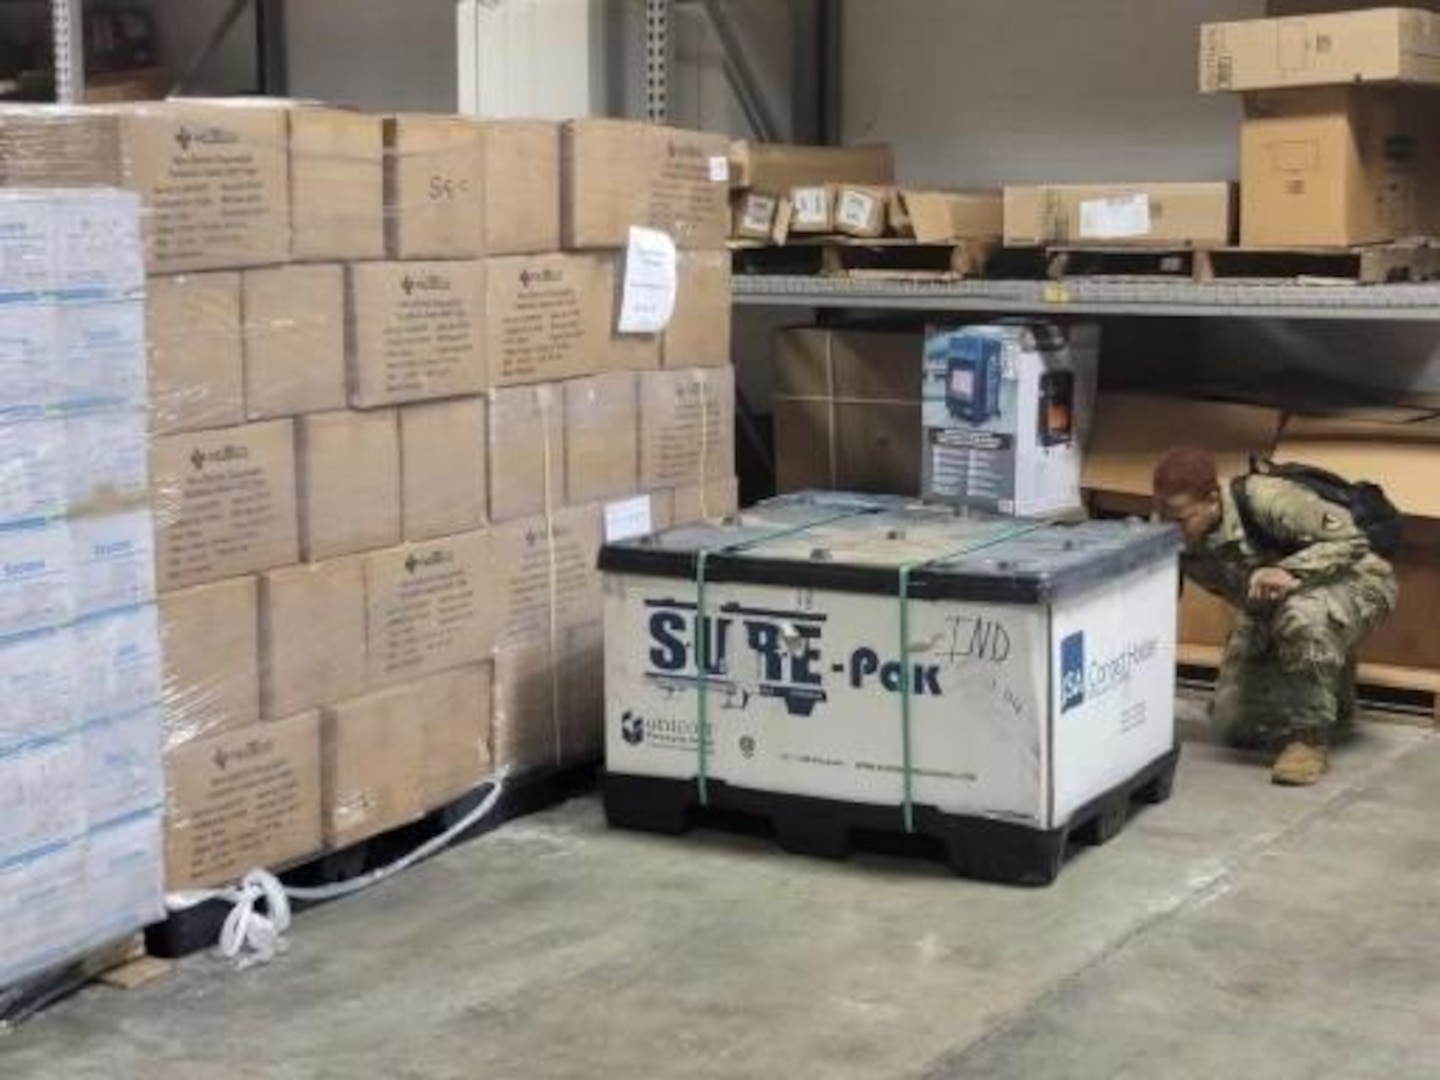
[365,530,494,688]
[400,398,488,542]
[482,253,606,387]
[152,419,300,591]
[832,184,890,238]
[487,384,566,523]
[897,189,1004,242]
[1083,394,1283,497]
[321,685,424,848]
[563,120,730,249]
[732,191,779,240]
[1003,183,1235,247]
[639,367,737,490]
[159,576,260,749]
[668,476,741,525]
[564,373,639,505]
[729,141,894,191]
[665,250,732,369]
[481,120,561,255]
[416,662,493,809]
[1277,415,1440,520]
[290,107,384,261]
[148,271,245,435]
[491,623,603,774]
[383,114,482,259]
[164,710,322,890]
[242,264,348,420]
[347,261,485,407]
[491,503,604,652]
[297,409,401,561]
[260,555,367,720]
[1201,9,1440,92]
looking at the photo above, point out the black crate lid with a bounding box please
[600,492,1181,604]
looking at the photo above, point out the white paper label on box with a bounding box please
[605,495,654,543]
[791,188,830,227]
[1079,194,1152,240]
[836,190,878,232]
[740,195,777,234]
[618,226,678,335]
[708,156,730,183]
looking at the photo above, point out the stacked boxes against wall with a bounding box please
[0,103,735,893]
[0,189,164,987]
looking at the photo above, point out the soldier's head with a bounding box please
[1153,447,1223,544]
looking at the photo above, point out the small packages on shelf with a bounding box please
[0,189,163,992]
[0,101,738,930]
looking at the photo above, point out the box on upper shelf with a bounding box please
[1003,183,1235,248]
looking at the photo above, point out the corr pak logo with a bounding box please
[1060,632,1086,712]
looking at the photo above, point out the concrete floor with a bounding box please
[2,720,1438,1079]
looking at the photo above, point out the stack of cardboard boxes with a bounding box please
[0,189,163,988]
[0,101,736,894]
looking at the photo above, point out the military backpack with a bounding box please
[1231,457,1403,559]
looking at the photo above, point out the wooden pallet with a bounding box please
[1045,240,1440,285]
[1177,644,1440,728]
[731,237,1001,280]
[1,934,171,1030]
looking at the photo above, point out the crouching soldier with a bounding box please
[1153,447,1398,786]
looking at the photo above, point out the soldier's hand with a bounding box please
[1248,567,1301,603]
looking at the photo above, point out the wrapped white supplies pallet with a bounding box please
[600,493,1181,885]
[0,190,164,995]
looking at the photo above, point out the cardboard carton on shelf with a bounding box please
[1201,8,1440,93]
[289,106,385,262]
[481,252,607,388]
[732,191,779,241]
[664,250,732,369]
[1240,87,1440,248]
[1003,183,1235,248]
[383,114,482,260]
[260,555,368,720]
[163,709,323,891]
[491,621,604,774]
[488,383,566,523]
[831,184,890,239]
[563,119,731,249]
[150,419,300,592]
[491,503,605,653]
[147,271,244,435]
[729,141,895,192]
[564,373,639,505]
[892,189,1004,243]
[158,576,260,748]
[296,409,401,561]
[242,264,348,420]
[639,367,737,492]
[480,120,561,255]
[399,398,488,542]
[668,475,740,525]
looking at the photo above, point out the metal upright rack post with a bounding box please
[50,0,84,103]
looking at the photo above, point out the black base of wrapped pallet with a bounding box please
[146,761,596,960]
[603,748,1179,887]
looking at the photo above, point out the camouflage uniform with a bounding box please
[1184,475,1397,748]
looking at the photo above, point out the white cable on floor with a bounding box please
[166,769,512,968]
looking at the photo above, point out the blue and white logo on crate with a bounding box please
[1060,631,1086,712]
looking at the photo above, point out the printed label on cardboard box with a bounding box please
[70,509,156,618]
[83,707,163,827]
[0,521,73,637]
[0,626,76,747]
[493,508,601,650]
[836,189,879,232]
[489,258,594,385]
[791,187,830,227]
[739,194,777,234]
[0,419,65,527]
[1079,194,1152,240]
[74,604,161,725]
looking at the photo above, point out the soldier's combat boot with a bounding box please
[1271,741,1330,786]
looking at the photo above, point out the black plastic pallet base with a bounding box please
[604,748,1179,887]
[146,762,596,960]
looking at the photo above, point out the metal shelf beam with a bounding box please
[732,275,1440,322]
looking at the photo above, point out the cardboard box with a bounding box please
[491,504,603,651]
[289,107,385,261]
[151,419,300,592]
[832,184,890,238]
[492,622,603,773]
[364,530,493,688]
[260,556,367,720]
[399,398,488,542]
[147,272,244,435]
[1240,87,1440,248]
[1003,183,1235,247]
[383,114,482,260]
[732,191,779,240]
[893,189,1004,242]
[729,141,895,191]
[482,253,606,387]
[668,476,740,525]
[564,373,639,504]
[598,255,662,373]
[639,367,736,491]
[158,577,259,748]
[163,710,322,890]
[487,384,566,523]
[922,322,1100,517]
[783,185,834,235]
[563,120,731,249]
[481,120,561,255]
[347,261,485,407]
[0,102,291,273]
[297,410,401,561]
[1201,8,1440,92]
[417,662,494,809]
[1269,0,1440,13]
[0,521,72,637]
[665,250,732,369]
[774,328,923,495]
[242,264,348,420]
[1276,415,1440,525]
[65,409,149,515]
[1082,394,1284,510]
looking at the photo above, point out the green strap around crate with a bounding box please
[893,521,1048,834]
[691,509,871,806]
